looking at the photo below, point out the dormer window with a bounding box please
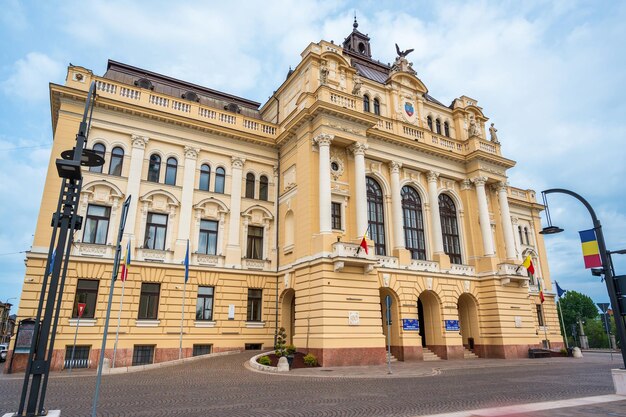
[358,42,366,54]
[134,77,154,90]
[224,103,241,113]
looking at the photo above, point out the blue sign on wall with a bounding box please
[402,319,419,331]
[445,320,460,331]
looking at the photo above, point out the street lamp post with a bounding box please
[540,188,626,369]
[2,298,16,344]
[16,81,103,416]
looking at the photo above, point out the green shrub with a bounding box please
[275,327,288,357]
[286,344,297,355]
[560,348,568,356]
[257,355,271,366]
[303,353,318,367]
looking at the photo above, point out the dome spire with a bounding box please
[353,11,358,30]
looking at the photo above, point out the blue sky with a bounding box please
[1,0,625,311]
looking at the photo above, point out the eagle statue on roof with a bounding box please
[395,43,414,58]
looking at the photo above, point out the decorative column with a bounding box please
[427,171,444,254]
[226,156,245,265]
[124,135,148,241]
[313,134,334,234]
[349,142,369,237]
[389,161,405,249]
[175,146,199,258]
[511,216,522,261]
[473,177,495,256]
[497,182,517,260]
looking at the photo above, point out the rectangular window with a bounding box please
[132,345,155,366]
[144,212,168,250]
[247,289,262,322]
[193,344,212,356]
[536,304,544,327]
[246,226,264,260]
[73,279,99,318]
[198,220,218,255]
[195,286,214,321]
[138,283,160,320]
[64,345,90,369]
[331,202,342,230]
[83,205,110,245]
[245,343,263,350]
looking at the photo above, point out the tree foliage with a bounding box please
[557,290,598,338]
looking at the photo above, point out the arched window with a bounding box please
[373,98,380,115]
[524,227,530,245]
[147,154,161,182]
[363,95,370,112]
[366,177,386,256]
[439,194,462,264]
[199,164,211,191]
[444,121,450,137]
[427,116,433,131]
[259,175,269,201]
[90,143,106,173]
[518,226,523,245]
[245,173,255,199]
[165,157,177,185]
[402,186,426,260]
[214,167,225,193]
[435,119,442,135]
[108,146,124,176]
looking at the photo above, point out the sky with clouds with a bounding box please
[0,0,625,312]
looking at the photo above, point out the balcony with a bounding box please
[330,242,377,273]
[193,253,225,267]
[408,259,440,273]
[241,258,271,271]
[137,248,172,263]
[74,242,114,258]
[449,264,476,276]
[498,262,529,287]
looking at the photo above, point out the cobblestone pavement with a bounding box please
[0,352,619,416]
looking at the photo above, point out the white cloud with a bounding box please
[1,52,64,101]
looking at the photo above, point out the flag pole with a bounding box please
[112,279,126,368]
[541,278,549,348]
[555,287,569,349]
[68,311,82,373]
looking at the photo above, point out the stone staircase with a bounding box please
[386,352,398,362]
[422,347,442,361]
[464,348,479,359]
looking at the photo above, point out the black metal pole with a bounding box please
[543,188,626,368]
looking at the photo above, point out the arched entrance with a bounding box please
[417,291,443,349]
[457,293,479,351]
[379,288,400,354]
[280,289,296,345]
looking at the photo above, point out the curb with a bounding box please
[248,351,285,373]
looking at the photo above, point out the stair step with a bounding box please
[422,347,442,361]
[464,348,478,359]
[386,353,398,362]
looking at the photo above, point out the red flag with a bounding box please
[120,241,131,282]
[359,232,368,255]
[537,278,545,304]
[77,303,86,318]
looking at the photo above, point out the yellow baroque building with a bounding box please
[10,23,561,371]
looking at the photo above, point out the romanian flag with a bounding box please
[119,241,131,282]
[359,231,368,255]
[579,229,602,269]
[537,277,545,303]
[522,255,535,275]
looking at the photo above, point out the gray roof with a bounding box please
[355,63,388,84]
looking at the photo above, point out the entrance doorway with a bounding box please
[457,293,479,350]
[417,291,442,349]
[281,289,295,344]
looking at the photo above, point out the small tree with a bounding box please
[275,327,287,357]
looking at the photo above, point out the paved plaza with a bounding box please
[0,352,623,416]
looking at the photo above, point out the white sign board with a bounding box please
[348,311,360,326]
[228,304,235,320]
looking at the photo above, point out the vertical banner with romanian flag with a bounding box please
[523,255,544,303]
[579,229,602,269]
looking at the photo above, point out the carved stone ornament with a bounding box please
[329,155,344,180]
[497,181,509,193]
[131,135,149,149]
[389,161,402,174]
[460,179,472,190]
[472,176,488,187]
[426,277,433,290]
[348,142,368,156]
[352,74,363,95]
[426,171,439,183]
[313,133,334,147]
[184,146,199,160]
[464,280,470,293]
[231,156,246,169]
[284,273,290,288]
[468,116,481,138]
[319,60,329,85]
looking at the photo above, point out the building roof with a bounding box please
[104,60,263,119]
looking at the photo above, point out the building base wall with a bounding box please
[428,345,464,360]
[390,345,423,361]
[307,347,387,367]
[4,346,242,373]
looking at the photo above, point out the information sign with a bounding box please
[402,319,419,331]
[444,320,460,331]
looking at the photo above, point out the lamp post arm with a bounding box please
[543,188,599,224]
